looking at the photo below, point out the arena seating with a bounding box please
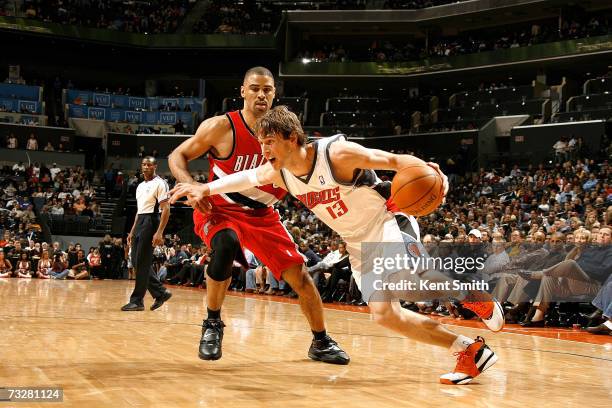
[414,84,550,133]
[222,97,309,123]
[553,76,612,122]
[0,82,45,125]
[63,88,204,134]
[17,0,194,33]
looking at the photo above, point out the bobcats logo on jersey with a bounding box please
[296,187,341,209]
[233,154,266,172]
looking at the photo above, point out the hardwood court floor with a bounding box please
[0,279,610,407]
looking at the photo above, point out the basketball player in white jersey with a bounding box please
[169,106,505,385]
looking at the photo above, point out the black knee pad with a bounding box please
[206,229,241,282]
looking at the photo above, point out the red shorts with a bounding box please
[193,207,305,280]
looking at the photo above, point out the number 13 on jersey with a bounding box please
[326,199,348,219]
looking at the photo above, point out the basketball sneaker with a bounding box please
[308,335,350,365]
[199,318,225,360]
[440,336,498,385]
[461,292,505,332]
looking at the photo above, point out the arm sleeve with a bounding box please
[157,180,170,203]
[207,168,262,196]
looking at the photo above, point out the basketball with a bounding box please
[391,164,444,216]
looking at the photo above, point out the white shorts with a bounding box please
[345,212,426,302]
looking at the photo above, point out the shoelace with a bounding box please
[452,349,471,368]
[462,301,492,318]
[315,336,337,348]
[203,320,225,330]
[452,337,484,370]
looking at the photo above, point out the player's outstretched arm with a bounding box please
[330,140,426,171]
[329,140,449,196]
[168,162,283,204]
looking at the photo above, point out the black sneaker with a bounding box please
[308,335,350,365]
[199,318,225,360]
[150,291,172,311]
[121,302,144,311]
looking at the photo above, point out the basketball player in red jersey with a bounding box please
[168,67,348,364]
[170,106,505,385]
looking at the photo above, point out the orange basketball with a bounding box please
[391,164,444,216]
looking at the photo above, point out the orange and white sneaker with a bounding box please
[440,337,498,385]
[461,292,505,332]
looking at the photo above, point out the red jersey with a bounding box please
[208,110,286,212]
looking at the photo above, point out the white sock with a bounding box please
[603,320,612,330]
[450,335,474,353]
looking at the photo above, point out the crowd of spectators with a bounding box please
[0,233,125,280]
[192,0,369,35]
[0,158,115,280]
[4,132,70,152]
[3,161,104,221]
[192,0,278,35]
[296,12,612,63]
[18,0,193,34]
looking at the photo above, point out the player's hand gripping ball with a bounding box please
[391,164,445,216]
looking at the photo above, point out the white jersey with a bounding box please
[280,135,391,241]
[136,176,169,214]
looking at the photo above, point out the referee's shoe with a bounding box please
[121,302,144,311]
[151,291,173,311]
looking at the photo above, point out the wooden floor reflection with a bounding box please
[0,279,610,407]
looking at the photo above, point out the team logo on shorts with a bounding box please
[406,242,422,258]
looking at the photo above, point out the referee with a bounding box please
[121,156,173,311]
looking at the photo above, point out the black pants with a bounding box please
[129,214,166,304]
[322,257,352,299]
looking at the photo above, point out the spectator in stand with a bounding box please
[66,243,78,268]
[264,267,288,295]
[99,235,114,279]
[73,197,87,215]
[553,138,569,163]
[173,119,185,134]
[49,199,64,215]
[6,133,18,149]
[26,133,38,150]
[320,243,351,303]
[9,240,26,267]
[588,272,612,335]
[43,141,55,151]
[518,228,611,327]
[68,249,89,280]
[12,162,25,174]
[111,238,125,279]
[243,248,260,293]
[104,167,115,198]
[0,250,13,277]
[88,248,103,279]
[307,241,341,288]
[49,252,69,279]
[36,250,51,279]
[16,252,31,278]
[299,240,321,267]
[49,163,61,180]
